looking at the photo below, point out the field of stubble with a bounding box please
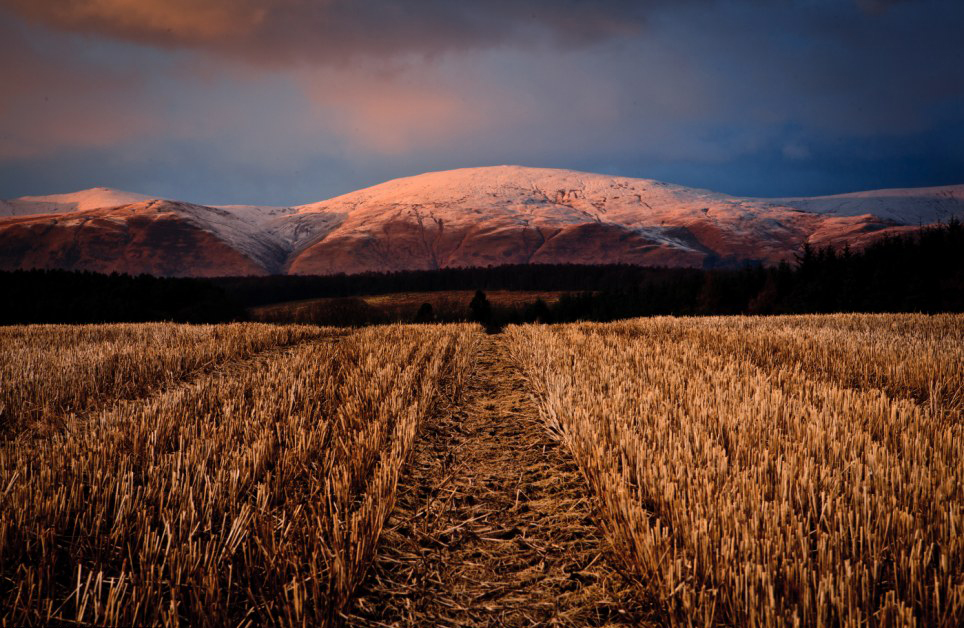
[0,314,960,626]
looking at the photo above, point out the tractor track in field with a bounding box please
[345,333,650,627]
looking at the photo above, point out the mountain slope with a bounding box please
[283,166,960,275]
[2,167,961,277]
[771,185,964,225]
[0,187,153,217]
[0,200,285,276]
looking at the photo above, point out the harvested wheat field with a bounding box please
[0,314,961,626]
[346,334,649,627]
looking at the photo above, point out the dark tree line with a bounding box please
[0,270,243,324]
[213,264,684,308]
[1,221,960,325]
[538,220,964,323]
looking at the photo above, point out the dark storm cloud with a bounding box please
[0,0,662,63]
[2,1,929,65]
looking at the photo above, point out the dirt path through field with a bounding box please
[346,333,648,627]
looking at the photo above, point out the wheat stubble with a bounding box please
[347,334,649,627]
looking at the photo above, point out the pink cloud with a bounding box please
[0,20,164,159]
[298,63,492,154]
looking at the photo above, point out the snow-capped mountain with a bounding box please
[281,166,963,275]
[0,192,293,276]
[768,186,964,225]
[0,187,153,216]
[1,167,961,277]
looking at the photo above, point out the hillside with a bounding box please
[1,167,961,276]
[0,187,152,216]
[0,200,286,276]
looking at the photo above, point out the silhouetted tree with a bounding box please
[414,302,435,323]
[468,290,492,324]
[527,298,552,323]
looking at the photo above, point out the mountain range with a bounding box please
[1,166,961,277]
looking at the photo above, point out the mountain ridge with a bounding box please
[2,166,961,277]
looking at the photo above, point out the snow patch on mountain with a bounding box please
[213,204,297,225]
[0,187,154,216]
[768,185,964,225]
[145,201,290,273]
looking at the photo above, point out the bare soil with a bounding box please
[345,334,650,627]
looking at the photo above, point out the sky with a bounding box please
[0,0,962,205]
